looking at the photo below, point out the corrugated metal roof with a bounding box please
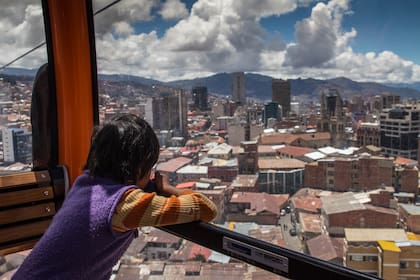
[258,158,306,169]
[345,228,408,242]
[400,204,420,215]
[177,165,208,174]
[321,193,365,215]
[157,157,192,173]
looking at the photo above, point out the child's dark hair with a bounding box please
[84,114,160,184]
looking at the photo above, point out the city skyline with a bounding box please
[1,0,420,84]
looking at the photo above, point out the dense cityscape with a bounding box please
[0,71,419,279]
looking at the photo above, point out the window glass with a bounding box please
[0,1,47,174]
[92,0,420,279]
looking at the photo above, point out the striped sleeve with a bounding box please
[112,189,218,232]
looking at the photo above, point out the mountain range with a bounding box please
[1,67,419,100]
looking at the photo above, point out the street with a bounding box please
[278,212,303,253]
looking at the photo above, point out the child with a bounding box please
[13,114,217,280]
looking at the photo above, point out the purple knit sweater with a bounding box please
[13,172,138,280]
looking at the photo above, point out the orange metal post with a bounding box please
[47,0,95,185]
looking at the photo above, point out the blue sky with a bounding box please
[1,0,420,83]
[260,0,420,64]
[131,0,420,65]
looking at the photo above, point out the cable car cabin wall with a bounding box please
[0,0,97,256]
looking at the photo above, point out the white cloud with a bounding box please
[0,2,47,68]
[112,21,134,37]
[159,0,189,20]
[231,0,297,19]
[283,0,355,68]
[92,0,159,34]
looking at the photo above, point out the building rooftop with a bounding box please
[257,145,277,155]
[157,157,192,173]
[231,174,259,188]
[248,226,285,246]
[177,165,208,174]
[318,146,337,155]
[259,131,331,145]
[394,156,418,166]
[400,204,420,215]
[277,145,315,157]
[345,228,408,242]
[258,158,306,170]
[305,151,327,161]
[144,228,182,244]
[307,235,343,261]
[321,192,365,215]
[377,240,401,252]
[299,212,322,233]
[207,143,232,156]
[230,192,281,216]
[291,195,322,213]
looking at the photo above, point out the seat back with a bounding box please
[0,167,66,255]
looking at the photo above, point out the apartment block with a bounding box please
[322,193,398,236]
[304,156,396,192]
[344,228,408,277]
[380,101,420,160]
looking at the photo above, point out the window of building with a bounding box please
[400,261,409,269]
[349,255,364,262]
[365,256,378,262]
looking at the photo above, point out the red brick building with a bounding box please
[226,192,285,225]
[358,156,393,190]
[199,188,230,224]
[207,165,238,182]
[236,141,258,174]
[356,122,380,147]
[399,204,420,233]
[258,132,331,149]
[304,156,394,192]
[321,193,398,236]
[394,157,419,195]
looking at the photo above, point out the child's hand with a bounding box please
[153,171,166,195]
[153,171,182,197]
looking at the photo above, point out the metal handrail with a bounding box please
[160,222,381,280]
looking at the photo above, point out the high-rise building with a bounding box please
[381,93,401,110]
[380,101,420,160]
[317,89,346,147]
[263,102,281,127]
[192,86,208,111]
[272,79,291,118]
[2,128,32,164]
[152,90,188,138]
[232,72,246,105]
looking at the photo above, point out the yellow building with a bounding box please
[378,234,420,280]
[344,228,407,277]
[344,229,420,279]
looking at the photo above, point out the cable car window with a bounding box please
[0,1,47,174]
[93,0,420,279]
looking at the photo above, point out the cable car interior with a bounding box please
[0,0,387,279]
